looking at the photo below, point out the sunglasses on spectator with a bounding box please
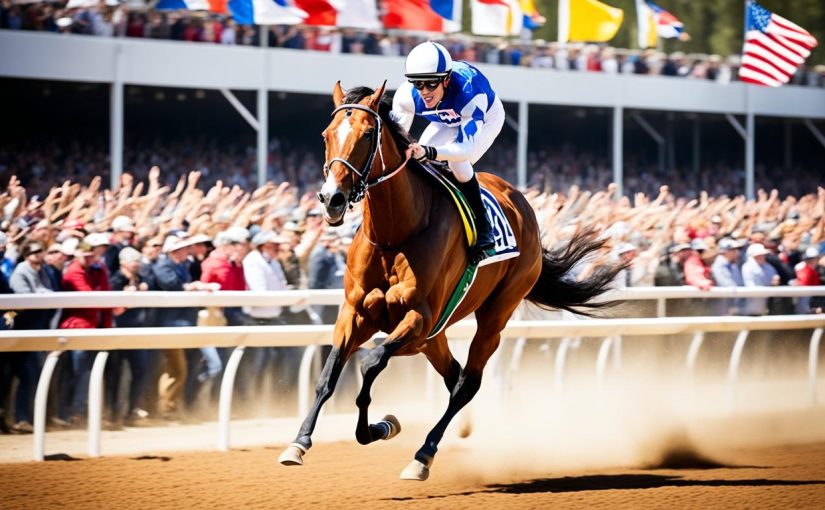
[409,79,443,91]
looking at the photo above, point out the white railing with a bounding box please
[3,285,825,317]
[1,287,824,461]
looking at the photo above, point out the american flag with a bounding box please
[739,0,818,87]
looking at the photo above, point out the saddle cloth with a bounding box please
[419,162,520,267]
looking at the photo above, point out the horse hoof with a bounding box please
[278,444,307,466]
[380,415,401,441]
[400,459,430,481]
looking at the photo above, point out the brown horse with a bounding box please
[278,82,621,480]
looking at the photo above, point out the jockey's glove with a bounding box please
[416,145,438,162]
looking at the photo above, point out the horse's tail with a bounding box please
[525,228,626,316]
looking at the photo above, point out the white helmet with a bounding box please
[405,41,453,79]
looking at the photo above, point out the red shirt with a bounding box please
[200,250,246,291]
[796,263,821,286]
[60,259,113,329]
[684,253,714,289]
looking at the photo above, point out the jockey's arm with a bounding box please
[432,117,483,162]
[391,83,415,133]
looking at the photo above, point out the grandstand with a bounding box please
[2,29,824,199]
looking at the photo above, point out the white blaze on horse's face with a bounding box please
[336,117,353,149]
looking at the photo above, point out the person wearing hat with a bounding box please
[683,238,714,291]
[795,247,822,314]
[742,243,780,316]
[611,242,638,289]
[243,231,289,325]
[392,40,502,264]
[654,243,691,287]
[201,227,249,325]
[5,241,57,434]
[107,246,151,427]
[43,242,67,292]
[711,238,745,315]
[151,232,216,418]
[59,237,113,426]
[240,231,295,398]
[185,234,213,282]
[104,215,137,276]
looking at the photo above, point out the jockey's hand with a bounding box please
[409,143,437,162]
[409,143,425,160]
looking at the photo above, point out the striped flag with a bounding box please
[740,0,818,87]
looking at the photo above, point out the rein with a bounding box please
[323,103,408,205]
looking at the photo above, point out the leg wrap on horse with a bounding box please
[355,342,401,445]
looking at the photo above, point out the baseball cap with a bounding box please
[746,243,771,258]
[112,215,136,233]
[718,237,744,251]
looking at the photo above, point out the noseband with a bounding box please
[323,103,407,205]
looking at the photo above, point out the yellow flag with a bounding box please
[559,0,624,42]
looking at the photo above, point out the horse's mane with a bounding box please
[343,86,414,153]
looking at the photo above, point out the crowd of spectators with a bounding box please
[3,1,825,88]
[3,135,821,204]
[0,153,823,434]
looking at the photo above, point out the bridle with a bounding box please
[323,103,408,205]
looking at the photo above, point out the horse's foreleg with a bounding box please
[354,308,425,445]
[278,346,346,465]
[279,304,371,466]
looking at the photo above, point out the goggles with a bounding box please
[409,78,443,91]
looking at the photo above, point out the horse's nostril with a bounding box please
[317,192,326,204]
[329,192,346,209]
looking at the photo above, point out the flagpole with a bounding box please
[558,0,569,43]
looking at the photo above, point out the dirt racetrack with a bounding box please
[3,337,825,509]
[2,424,825,509]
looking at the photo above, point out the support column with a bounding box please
[258,31,269,188]
[745,112,755,200]
[516,100,528,189]
[612,105,623,199]
[110,44,124,191]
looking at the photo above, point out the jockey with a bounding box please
[392,41,504,265]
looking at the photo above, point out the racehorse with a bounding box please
[278,81,622,481]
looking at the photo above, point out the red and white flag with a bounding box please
[740,0,818,87]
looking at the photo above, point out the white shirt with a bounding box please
[242,249,288,318]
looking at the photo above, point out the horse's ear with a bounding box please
[369,80,387,110]
[333,81,345,107]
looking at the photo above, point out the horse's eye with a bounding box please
[364,128,375,139]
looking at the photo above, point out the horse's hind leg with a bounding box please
[402,297,520,481]
[422,332,462,393]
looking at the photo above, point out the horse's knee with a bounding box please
[359,344,389,379]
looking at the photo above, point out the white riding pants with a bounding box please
[419,97,505,183]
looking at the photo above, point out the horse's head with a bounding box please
[318,81,386,226]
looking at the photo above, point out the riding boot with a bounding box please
[457,174,496,265]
